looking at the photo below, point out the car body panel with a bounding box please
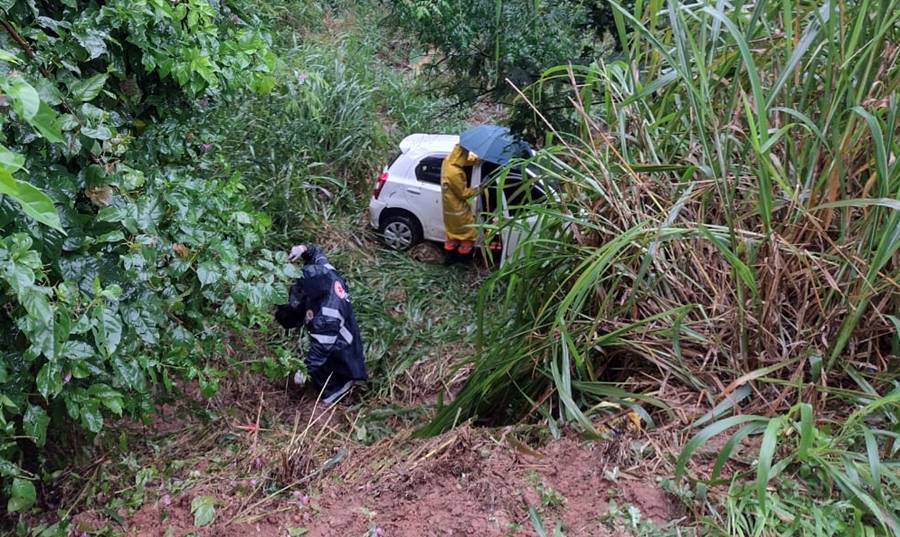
[370,133,544,264]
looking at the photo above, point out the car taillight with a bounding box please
[373,171,388,199]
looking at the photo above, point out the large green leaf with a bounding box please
[197,262,220,287]
[6,78,40,120]
[79,400,103,433]
[124,305,160,344]
[36,362,63,399]
[191,495,217,527]
[73,29,108,60]
[29,102,65,143]
[19,288,53,322]
[112,356,144,390]
[0,168,63,231]
[69,73,109,102]
[61,340,94,360]
[0,145,26,173]
[4,260,35,290]
[23,405,50,448]
[7,478,36,512]
[93,306,123,356]
[89,384,124,415]
[81,125,113,140]
[0,458,18,478]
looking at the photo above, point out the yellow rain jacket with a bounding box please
[441,144,480,242]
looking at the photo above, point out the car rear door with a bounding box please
[410,154,447,242]
[498,170,546,265]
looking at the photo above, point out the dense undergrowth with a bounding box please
[385,0,635,139]
[0,0,298,518]
[193,0,466,236]
[423,0,900,534]
[2,0,897,535]
[1,0,471,530]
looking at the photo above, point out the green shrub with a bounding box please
[384,0,631,140]
[0,0,284,511]
[386,0,597,98]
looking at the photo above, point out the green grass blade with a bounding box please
[812,198,900,211]
[765,4,830,108]
[551,339,598,436]
[797,403,814,461]
[693,384,753,429]
[710,422,764,483]
[677,414,768,481]
[756,416,784,510]
[851,107,890,189]
[863,428,882,497]
[529,507,548,537]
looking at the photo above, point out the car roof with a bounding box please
[398,133,459,155]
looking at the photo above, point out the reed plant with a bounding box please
[428,0,899,532]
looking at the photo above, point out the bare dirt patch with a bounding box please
[66,396,676,537]
[54,367,679,537]
[306,427,676,537]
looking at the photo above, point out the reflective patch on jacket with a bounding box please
[321,306,354,344]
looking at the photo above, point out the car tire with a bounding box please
[380,214,422,251]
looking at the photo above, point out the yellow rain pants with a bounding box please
[441,144,480,242]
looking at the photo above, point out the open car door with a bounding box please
[497,166,547,265]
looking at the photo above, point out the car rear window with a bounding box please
[482,162,547,216]
[414,156,444,185]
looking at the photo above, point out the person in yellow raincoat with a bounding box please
[441,144,481,254]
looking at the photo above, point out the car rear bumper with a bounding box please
[368,198,386,230]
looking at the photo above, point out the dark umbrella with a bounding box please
[459,125,531,165]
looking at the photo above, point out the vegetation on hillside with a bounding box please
[423,0,900,534]
[193,0,465,236]
[1,0,897,535]
[1,1,470,529]
[385,0,634,138]
[0,0,291,514]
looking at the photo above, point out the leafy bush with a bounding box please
[386,0,594,100]
[0,0,285,512]
[384,0,637,142]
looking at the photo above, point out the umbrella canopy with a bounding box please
[459,125,531,165]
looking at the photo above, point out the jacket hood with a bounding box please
[446,144,475,168]
[298,264,335,309]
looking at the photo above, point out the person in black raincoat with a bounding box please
[274,244,367,405]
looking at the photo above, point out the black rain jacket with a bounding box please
[275,245,367,394]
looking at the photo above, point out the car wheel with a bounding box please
[380,214,421,251]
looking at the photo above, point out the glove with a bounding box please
[293,370,307,386]
[274,304,303,329]
[289,244,307,262]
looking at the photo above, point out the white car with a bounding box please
[368,133,547,263]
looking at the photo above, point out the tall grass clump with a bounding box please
[428,0,899,532]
